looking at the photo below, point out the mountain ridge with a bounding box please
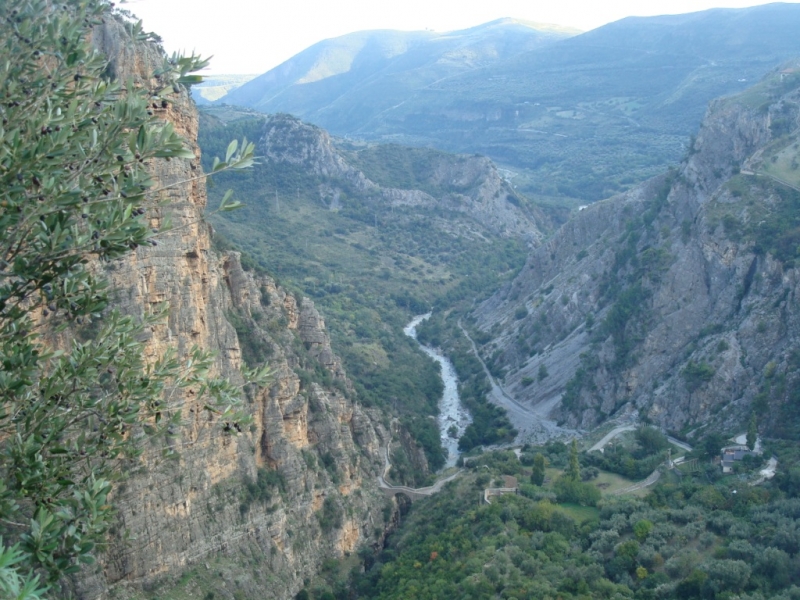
[219,20,575,119]
[471,65,800,442]
[218,4,800,205]
[259,113,546,240]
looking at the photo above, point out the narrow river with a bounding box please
[403,313,472,468]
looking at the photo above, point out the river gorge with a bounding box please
[403,313,472,468]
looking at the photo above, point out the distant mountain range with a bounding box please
[220,19,578,116]
[216,4,800,205]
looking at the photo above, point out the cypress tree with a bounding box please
[746,413,758,451]
[531,453,546,486]
[568,439,581,481]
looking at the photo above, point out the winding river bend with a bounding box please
[403,314,472,468]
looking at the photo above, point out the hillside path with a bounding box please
[588,425,636,452]
[613,469,662,495]
[589,425,693,453]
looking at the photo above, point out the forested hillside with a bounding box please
[347,445,800,600]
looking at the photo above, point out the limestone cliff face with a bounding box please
[261,114,546,241]
[475,70,800,438]
[77,18,391,600]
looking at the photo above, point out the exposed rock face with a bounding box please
[261,114,546,241]
[298,298,346,378]
[474,72,800,439]
[263,114,376,192]
[77,18,391,600]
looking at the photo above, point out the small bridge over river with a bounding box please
[377,441,462,503]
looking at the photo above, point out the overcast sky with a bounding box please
[121,0,800,74]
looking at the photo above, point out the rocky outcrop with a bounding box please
[261,114,546,241]
[262,115,377,193]
[474,69,800,439]
[298,298,346,378]
[76,17,392,600]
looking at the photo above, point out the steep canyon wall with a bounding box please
[475,71,800,439]
[76,19,393,600]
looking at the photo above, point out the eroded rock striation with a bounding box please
[76,19,393,600]
[474,69,800,439]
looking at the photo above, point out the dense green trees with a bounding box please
[551,440,601,506]
[0,1,256,595]
[636,427,671,456]
[567,439,581,481]
[747,413,758,451]
[531,453,546,486]
[344,447,800,600]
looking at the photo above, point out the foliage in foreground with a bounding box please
[0,0,256,595]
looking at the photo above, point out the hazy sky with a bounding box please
[121,0,800,74]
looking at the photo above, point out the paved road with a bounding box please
[588,425,694,454]
[588,425,636,452]
[760,456,778,477]
[750,456,778,486]
[590,426,694,496]
[378,470,462,498]
[413,470,462,494]
[667,436,693,452]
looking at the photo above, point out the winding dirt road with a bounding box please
[457,319,575,444]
